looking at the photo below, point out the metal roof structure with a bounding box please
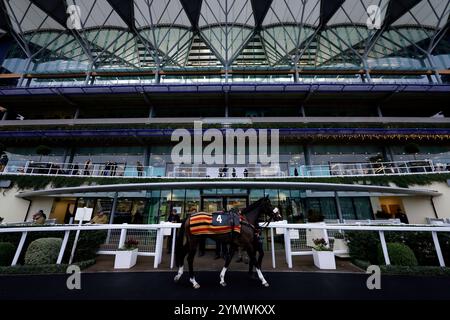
[0,0,448,81]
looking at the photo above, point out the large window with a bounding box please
[73,146,145,177]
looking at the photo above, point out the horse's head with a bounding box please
[260,195,282,222]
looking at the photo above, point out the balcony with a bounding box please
[0,159,446,180]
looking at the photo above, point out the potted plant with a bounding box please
[312,238,336,270]
[306,209,327,247]
[114,239,139,269]
[332,232,349,258]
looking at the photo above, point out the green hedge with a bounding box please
[0,227,107,265]
[352,259,450,276]
[377,242,418,266]
[25,238,62,265]
[347,231,450,266]
[3,172,450,190]
[0,242,15,266]
[0,259,95,275]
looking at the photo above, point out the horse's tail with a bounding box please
[175,218,187,267]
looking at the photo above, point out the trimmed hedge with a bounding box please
[0,259,95,275]
[0,227,107,264]
[25,238,62,265]
[4,172,450,191]
[347,231,450,266]
[352,259,450,277]
[377,242,418,266]
[0,242,15,266]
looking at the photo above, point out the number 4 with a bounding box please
[216,215,222,224]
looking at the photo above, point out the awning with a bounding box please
[15,181,441,198]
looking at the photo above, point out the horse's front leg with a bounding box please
[187,244,200,289]
[247,248,269,287]
[220,244,236,287]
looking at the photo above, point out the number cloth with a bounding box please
[189,212,242,235]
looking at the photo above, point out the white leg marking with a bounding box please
[174,266,184,282]
[220,267,227,287]
[190,277,200,289]
[256,268,269,287]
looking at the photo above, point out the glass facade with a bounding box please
[73,189,373,225]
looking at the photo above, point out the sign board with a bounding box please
[160,221,174,236]
[75,207,93,222]
[172,207,182,215]
[289,229,300,240]
[273,220,287,234]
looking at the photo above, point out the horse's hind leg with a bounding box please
[247,248,269,287]
[187,239,200,289]
[174,243,188,283]
[220,244,236,287]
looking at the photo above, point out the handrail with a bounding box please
[0,158,447,179]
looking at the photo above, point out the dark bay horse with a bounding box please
[174,196,282,289]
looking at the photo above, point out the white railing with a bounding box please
[0,223,180,269]
[267,222,450,269]
[1,159,447,179]
[1,222,449,270]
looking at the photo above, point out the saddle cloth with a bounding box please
[190,211,242,235]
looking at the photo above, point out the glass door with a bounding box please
[226,197,248,211]
[202,197,225,212]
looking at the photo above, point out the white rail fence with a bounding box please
[0,223,180,269]
[269,222,450,269]
[1,222,449,270]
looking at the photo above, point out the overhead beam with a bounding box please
[320,0,345,26]
[383,0,422,27]
[29,0,68,28]
[180,0,203,29]
[250,0,272,28]
[106,0,135,30]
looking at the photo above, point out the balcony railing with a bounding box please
[0,159,447,179]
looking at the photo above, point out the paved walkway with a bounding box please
[84,251,362,273]
[1,271,450,300]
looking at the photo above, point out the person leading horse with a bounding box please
[174,196,282,289]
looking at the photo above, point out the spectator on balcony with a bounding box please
[243,168,249,177]
[137,161,144,177]
[232,167,237,178]
[83,159,93,176]
[102,161,111,176]
[71,164,80,175]
[294,167,299,177]
[395,208,409,224]
[90,211,109,224]
[0,153,8,172]
[111,162,118,176]
[32,210,46,225]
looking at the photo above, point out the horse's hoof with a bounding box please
[174,275,181,283]
[193,284,201,289]
[263,282,270,287]
[220,281,227,287]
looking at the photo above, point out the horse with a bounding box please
[174,196,282,289]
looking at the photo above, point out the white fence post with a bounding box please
[431,231,445,267]
[118,224,127,249]
[170,227,177,269]
[270,227,276,269]
[11,231,27,266]
[379,231,390,265]
[284,228,293,268]
[57,230,70,264]
[154,228,164,269]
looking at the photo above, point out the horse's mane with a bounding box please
[241,197,267,215]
